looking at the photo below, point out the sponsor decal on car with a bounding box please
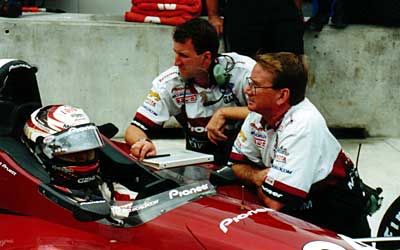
[131,199,160,212]
[0,161,16,176]
[9,63,32,71]
[219,207,272,233]
[303,241,346,250]
[80,200,108,205]
[169,183,209,199]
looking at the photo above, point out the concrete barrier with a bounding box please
[305,26,400,137]
[0,13,399,137]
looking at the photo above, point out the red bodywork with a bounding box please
[0,138,360,250]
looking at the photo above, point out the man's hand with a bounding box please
[253,168,269,186]
[130,138,157,161]
[206,107,250,144]
[206,108,228,144]
[125,125,157,160]
[208,15,223,36]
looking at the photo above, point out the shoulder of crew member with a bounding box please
[282,99,327,135]
[151,66,185,96]
[152,66,182,88]
[222,52,256,70]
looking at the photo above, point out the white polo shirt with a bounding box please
[231,98,341,200]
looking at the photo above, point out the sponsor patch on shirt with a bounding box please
[238,130,246,143]
[145,97,158,107]
[172,87,197,104]
[141,105,159,116]
[264,176,275,186]
[274,146,289,156]
[147,90,161,101]
[251,131,266,148]
[274,152,287,163]
[271,164,293,175]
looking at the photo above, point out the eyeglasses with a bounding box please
[246,77,275,95]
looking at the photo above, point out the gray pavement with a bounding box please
[151,137,400,237]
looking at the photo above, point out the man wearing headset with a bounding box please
[125,18,255,165]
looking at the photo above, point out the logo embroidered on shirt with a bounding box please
[274,146,289,156]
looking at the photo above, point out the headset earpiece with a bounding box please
[213,64,230,87]
[212,54,235,88]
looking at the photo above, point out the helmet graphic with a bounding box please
[23,105,104,188]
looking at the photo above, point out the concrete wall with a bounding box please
[0,13,174,136]
[0,13,399,137]
[305,27,400,136]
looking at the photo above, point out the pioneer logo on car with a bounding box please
[0,161,16,176]
[169,183,209,199]
[219,207,272,233]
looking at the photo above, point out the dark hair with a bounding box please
[255,52,308,105]
[173,18,219,59]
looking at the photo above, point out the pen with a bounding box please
[144,154,171,159]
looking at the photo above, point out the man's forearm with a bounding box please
[206,0,219,17]
[219,106,249,121]
[232,163,284,210]
[232,163,268,186]
[124,124,150,146]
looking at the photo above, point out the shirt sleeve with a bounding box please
[230,112,263,166]
[132,77,181,131]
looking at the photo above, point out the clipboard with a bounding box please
[141,149,214,169]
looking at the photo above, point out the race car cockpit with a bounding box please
[0,59,216,226]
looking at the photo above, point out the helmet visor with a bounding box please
[41,124,104,159]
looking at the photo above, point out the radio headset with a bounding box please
[202,54,235,106]
[182,54,237,108]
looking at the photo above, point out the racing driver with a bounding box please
[22,104,137,218]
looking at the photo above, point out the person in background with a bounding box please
[229,52,371,237]
[206,0,304,58]
[125,18,255,165]
[306,0,347,31]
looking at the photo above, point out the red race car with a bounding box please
[0,59,375,250]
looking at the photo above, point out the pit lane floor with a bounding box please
[146,137,400,237]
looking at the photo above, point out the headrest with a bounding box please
[0,59,42,137]
[0,59,41,104]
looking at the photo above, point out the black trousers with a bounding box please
[285,188,372,238]
[223,0,304,57]
[291,206,371,238]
